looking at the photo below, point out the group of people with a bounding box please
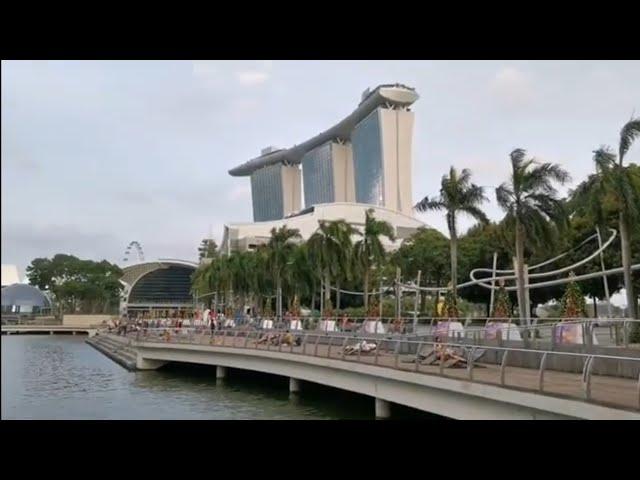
[254,330,301,347]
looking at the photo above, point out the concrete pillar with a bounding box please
[289,377,301,394]
[136,356,167,370]
[216,366,227,380]
[375,398,391,419]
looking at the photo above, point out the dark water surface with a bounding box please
[2,335,438,420]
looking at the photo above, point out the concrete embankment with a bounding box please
[86,333,138,371]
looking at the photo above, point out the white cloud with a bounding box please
[192,60,273,88]
[236,70,270,86]
[490,66,534,108]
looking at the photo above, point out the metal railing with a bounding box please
[128,327,640,412]
[119,316,640,348]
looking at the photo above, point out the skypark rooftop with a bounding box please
[228,84,419,177]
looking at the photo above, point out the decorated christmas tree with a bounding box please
[368,296,380,318]
[491,281,512,319]
[324,297,334,318]
[442,289,459,318]
[290,295,301,317]
[560,272,587,319]
[263,298,273,317]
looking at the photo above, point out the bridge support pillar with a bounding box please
[375,398,391,419]
[289,377,301,394]
[136,356,167,370]
[216,366,227,380]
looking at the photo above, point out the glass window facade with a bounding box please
[251,164,283,221]
[128,266,194,304]
[352,109,384,206]
[302,142,335,207]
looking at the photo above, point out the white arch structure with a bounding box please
[119,259,198,316]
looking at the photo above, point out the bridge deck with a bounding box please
[154,333,638,412]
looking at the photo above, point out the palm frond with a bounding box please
[619,117,640,163]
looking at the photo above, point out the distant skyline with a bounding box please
[2,61,639,302]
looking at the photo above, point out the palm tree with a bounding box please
[266,226,302,318]
[354,209,395,310]
[496,149,570,325]
[415,166,489,299]
[324,220,360,311]
[308,220,360,312]
[572,117,640,318]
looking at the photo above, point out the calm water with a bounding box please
[2,335,435,420]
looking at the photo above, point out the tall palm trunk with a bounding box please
[336,279,341,312]
[276,275,282,319]
[619,211,638,318]
[449,228,458,299]
[363,268,370,311]
[324,270,331,303]
[515,218,528,326]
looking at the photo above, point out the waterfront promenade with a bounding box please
[89,327,640,420]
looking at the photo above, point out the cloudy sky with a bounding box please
[2,60,639,282]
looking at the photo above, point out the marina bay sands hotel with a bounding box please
[221,84,425,253]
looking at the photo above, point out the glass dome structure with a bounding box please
[1,284,52,314]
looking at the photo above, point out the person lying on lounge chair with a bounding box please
[255,333,278,345]
[344,341,377,355]
[433,337,467,367]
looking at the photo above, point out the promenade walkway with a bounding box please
[125,329,640,418]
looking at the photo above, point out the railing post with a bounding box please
[279,333,284,352]
[341,337,348,360]
[467,347,476,380]
[500,350,509,386]
[374,338,381,365]
[538,352,548,392]
[414,342,423,372]
[623,321,629,348]
[233,329,239,348]
[327,336,332,357]
[582,356,595,401]
[357,338,362,363]
[301,334,308,355]
[244,330,250,348]
[439,344,445,375]
[394,340,401,369]
[314,335,321,356]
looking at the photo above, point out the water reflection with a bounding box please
[2,336,441,420]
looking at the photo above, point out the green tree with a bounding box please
[26,254,122,315]
[354,209,395,311]
[415,167,489,300]
[198,239,218,262]
[496,149,570,325]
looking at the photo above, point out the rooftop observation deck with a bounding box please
[228,84,419,177]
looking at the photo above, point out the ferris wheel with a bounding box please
[122,241,145,264]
